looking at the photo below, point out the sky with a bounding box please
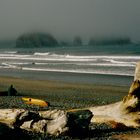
[0,0,140,41]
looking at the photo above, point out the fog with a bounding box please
[0,0,140,41]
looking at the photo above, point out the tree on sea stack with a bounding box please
[16,33,58,47]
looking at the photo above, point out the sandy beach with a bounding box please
[0,76,140,139]
[0,76,129,109]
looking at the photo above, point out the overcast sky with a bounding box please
[0,0,140,41]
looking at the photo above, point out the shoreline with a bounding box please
[0,68,134,86]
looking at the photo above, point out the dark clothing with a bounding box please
[8,85,17,96]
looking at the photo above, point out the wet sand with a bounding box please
[0,76,129,109]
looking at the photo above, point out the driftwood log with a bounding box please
[0,109,92,136]
[89,61,140,128]
[0,62,140,136]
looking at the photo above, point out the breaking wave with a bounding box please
[0,51,139,76]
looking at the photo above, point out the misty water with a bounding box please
[0,43,140,86]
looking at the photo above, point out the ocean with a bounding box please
[0,43,140,86]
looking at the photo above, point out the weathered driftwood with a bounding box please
[88,62,140,128]
[0,109,93,136]
[89,82,140,128]
[134,61,140,81]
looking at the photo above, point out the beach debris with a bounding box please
[0,109,93,136]
[22,97,50,107]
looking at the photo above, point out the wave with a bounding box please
[35,62,135,67]
[21,67,133,76]
[33,52,140,59]
[34,52,50,56]
[1,63,134,77]
[3,51,17,54]
[75,62,135,67]
[2,62,21,69]
[0,63,135,77]
[2,61,136,68]
[0,54,30,58]
[0,52,137,77]
[0,51,140,62]
[0,55,96,62]
[103,59,136,66]
[4,62,34,65]
[0,53,140,63]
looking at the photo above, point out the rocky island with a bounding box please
[16,33,58,48]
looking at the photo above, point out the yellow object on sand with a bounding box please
[22,97,50,107]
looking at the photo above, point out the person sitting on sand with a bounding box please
[8,85,17,96]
